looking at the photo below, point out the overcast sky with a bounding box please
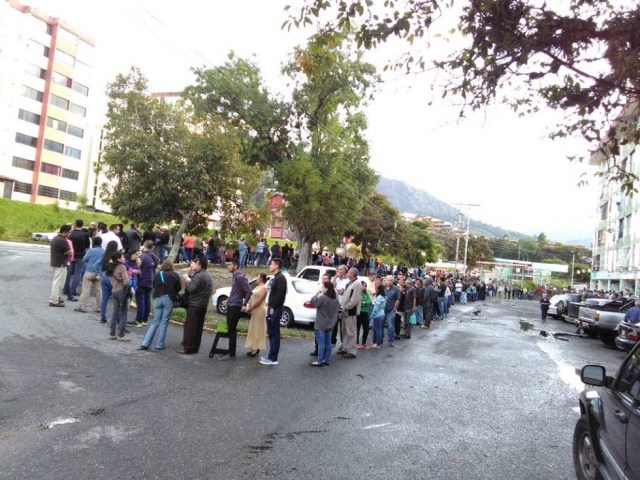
[27,0,599,244]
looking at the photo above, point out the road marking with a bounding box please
[362,423,392,430]
[45,417,79,428]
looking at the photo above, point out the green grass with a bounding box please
[169,307,314,339]
[0,198,123,242]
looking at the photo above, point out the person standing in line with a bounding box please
[177,258,213,355]
[238,238,248,269]
[260,258,287,366]
[99,241,120,323]
[337,267,362,359]
[402,279,417,339]
[49,225,73,307]
[67,219,90,301]
[540,293,550,322]
[356,281,372,348]
[75,237,104,313]
[106,251,130,341]
[310,273,332,357]
[383,275,400,347]
[218,259,252,361]
[370,285,387,348]
[243,273,269,357]
[125,223,142,254]
[134,240,159,327]
[331,265,349,346]
[101,224,123,252]
[140,259,182,351]
[309,281,340,366]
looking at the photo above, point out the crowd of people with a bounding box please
[48,219,542,367]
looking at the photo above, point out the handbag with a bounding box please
[409,313,417,325]
[160,271,187,308]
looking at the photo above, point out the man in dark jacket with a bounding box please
[125,224,142,254]
[261,258,287,365]
[219,259,252,361]
[67,219,90,300]
[177,258,213,354]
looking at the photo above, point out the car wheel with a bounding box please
[216,296,228,315]
[573,416,603,480]
[599,331,617,346]
[279,307,295,328]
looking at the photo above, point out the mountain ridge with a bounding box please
[376,177,530,240]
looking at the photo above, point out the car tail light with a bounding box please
[628,332,639,341]
[594,312,600,323]
[303,302,316,309]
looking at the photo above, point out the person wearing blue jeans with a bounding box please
[100,271,113,323]
[370,285,387,347]
[261,259,286,365]
[140,261,181,350]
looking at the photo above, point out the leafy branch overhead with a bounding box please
[285,0,640,193]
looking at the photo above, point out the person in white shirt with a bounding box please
[100,224,123,252]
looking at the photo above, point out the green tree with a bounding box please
[348,192,401,260]
[101,68,255,261]
[287,0,640,192]
[278,31,378,266]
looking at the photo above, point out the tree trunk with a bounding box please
[296,235,314,270]
[169,209,193,262]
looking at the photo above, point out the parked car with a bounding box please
[577,297,637,345]
[295,265,337,284]
[573,342,640,480]
[31,230,58,242]
[616,320,640,352]
[566,298,605,327]
[548,293,582,319]
[210,272,318,328]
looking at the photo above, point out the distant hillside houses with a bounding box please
[400,212,453,232]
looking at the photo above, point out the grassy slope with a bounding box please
[0,198,122,242]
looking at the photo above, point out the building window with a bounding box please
[67,125,84,138]
[62,168,79,180]
[619,217,625,239]
[600,202,608,221]
[597,229,605,246]
[27,40,48,57]
[64,146,82,159]
[49,93,70,110]
[59,190,76,201]
[43,139,64,154]
[24,86,44,102]
[15,133,38,147]
[626,215,632,236]
[46,116,67,132]
[71,81,89,96]
[69,102,86,117]
[55,48,75,66]
[13,181,32,194]
[37,185,59,198]
[593,254,600,272]
[41,162,62,176]
[51,71,72,88]
[18,109,40,125]
[25,64,46,79]
[12,156,35,171]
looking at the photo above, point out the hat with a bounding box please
[161,225,169,230]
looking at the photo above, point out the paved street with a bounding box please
[0,241,627,479]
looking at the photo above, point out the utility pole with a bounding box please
[571,251,575,289]
[454,210,463,271]
[452,203,480,278]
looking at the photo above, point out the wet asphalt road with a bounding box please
[0,241,628,480]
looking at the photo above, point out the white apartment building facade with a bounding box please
[0,0,95,207]
[590,103,640,295]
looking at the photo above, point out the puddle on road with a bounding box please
[519,320,535,331]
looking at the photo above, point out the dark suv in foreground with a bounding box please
[574,343,640,479]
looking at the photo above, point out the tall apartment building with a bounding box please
[589,103,640,295]
[0,0,94,206]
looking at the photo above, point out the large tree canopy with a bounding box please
[102,68,257,260]
[286,0,640,193]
